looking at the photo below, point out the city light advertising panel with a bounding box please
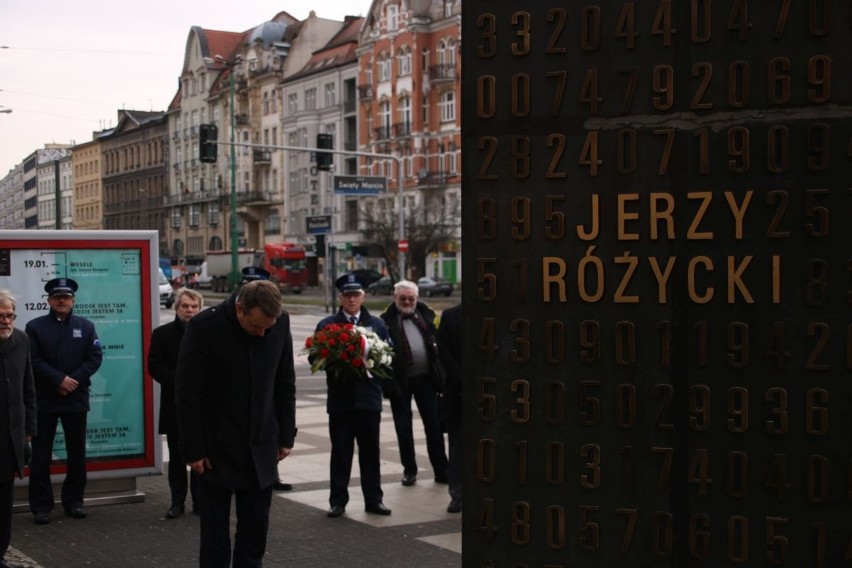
[0,230,159,476]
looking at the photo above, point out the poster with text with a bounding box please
[0,231,158,476]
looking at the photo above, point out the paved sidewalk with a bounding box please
[6,307,462,568]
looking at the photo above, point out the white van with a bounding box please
[158,268,174,308]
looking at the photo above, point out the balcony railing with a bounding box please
[429,64,457,82]
[237,190,279,206]
[163,188,222,206]
[373,126,391,140]
[418,171,447,186]
[253,149,272,164]
[358,84,374,99]
[393,122,412,137]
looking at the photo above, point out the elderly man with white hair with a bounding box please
[380,280,448,487]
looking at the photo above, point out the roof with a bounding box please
[283,16,362,83]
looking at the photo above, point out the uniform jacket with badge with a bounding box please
[25,309,102,413]
[147,315,186,436]
[0,328,37,477]
[176,294,296,491]
[380,301,444,399]
[315,307,389,414]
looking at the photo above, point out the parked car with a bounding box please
[417,276,453,297]
[367,276,395,295]
[343,269,383,287]
[158,268,174,308]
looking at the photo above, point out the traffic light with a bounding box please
[199,124,218,163]
[316,133,333,171]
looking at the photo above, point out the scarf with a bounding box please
[398,311,435,366]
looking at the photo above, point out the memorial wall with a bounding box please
[461,2,852,565]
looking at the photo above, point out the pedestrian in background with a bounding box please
[26,278,102,525]
[380,280,448,487]
[176,280,296,567]
[436,303,462,513]
[0,291,36,568]
[148,287,203,519]
[316,273,392,517]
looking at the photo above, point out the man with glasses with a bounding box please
[380,280,448,487]
[176,280,296,567]
[26,278,102,525]
[0,292,36,568]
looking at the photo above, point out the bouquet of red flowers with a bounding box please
[303,323,394,382]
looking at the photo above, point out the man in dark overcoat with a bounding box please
[436,303,462,513]
[176,280,296,567]
[26,277,102,525]
[0,292,36,568]
[148,287,203,518]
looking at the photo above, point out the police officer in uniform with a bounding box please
[315,274,392,517]
[26,278,102,525]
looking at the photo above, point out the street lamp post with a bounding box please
[228,71,239,290]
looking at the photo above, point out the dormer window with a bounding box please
[387,4,398,31]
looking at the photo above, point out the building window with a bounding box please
[288,93,298,113]
[324,83,336,107]
[398,96,411,130]
[189,204,200,227]
[379,101,391,138]
[170,208,182,229]
[387,4,398,31]
[439,91,455,122]
[265,209,281,235]
[378,56,391,82]
[345,200,358,231]
[305,88,317,110]
[397,48,411,76]
[208,202,219,225]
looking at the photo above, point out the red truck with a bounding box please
[262,242,307,294]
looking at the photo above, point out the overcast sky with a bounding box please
[0,1,370,177]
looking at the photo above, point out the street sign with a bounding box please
[306,215,332,234]
[398,239,408,252]
[332,175,387,195]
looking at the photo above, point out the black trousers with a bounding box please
[197,476,272,568]
[389,374,448,478]
[166,434,198,509]
[0,471,13,559]
[328,410,382,507]
[29,411,87,513]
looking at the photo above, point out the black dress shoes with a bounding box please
[166,505,185,519]
[32,511,50,525]
[365,502,392,515]
[327,505,346,518]
[273,480,293,491]
[401,473,417,486]
[64,506,87,519]
[447,499,462,513]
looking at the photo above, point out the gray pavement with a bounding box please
[6,302,462,568]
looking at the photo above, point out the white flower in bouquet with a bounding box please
[355,326,394,380]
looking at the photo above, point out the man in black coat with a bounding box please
[380,280,448,487]
[316,273,392,518]
[0,292,36,568]
[148,287,203,519]
[26,278,102,525]
[436,303,462,513]
[176,280,296,567]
